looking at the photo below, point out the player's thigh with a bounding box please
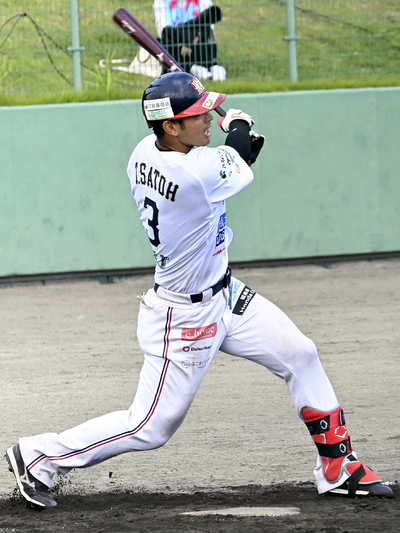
[127,352,209,448]
[220,292,316,367]
[130,290,227,445]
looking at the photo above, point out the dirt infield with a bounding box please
[1,483,398,532]
[1,259,399,531]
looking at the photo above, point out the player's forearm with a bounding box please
[224,120,251,163]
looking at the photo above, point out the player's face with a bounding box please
[177,112,213,150]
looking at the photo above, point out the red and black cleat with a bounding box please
[302,406,394,499]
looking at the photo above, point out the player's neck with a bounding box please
[155,137,192,154]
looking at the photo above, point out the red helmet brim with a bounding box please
[172,91,226,120]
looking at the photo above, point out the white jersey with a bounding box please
[127,134,253,294]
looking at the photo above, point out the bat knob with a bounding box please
[218,117,224,128]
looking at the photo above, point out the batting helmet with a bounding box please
[142,71,226,128]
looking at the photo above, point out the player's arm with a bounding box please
[224,120,251,163]
[190,143,254,205]
[219,109,265,166]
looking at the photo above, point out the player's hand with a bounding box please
[248,132,265,165]
[219,109,254,133]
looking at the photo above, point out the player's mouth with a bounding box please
[205,128,211,138]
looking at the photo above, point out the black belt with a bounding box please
[154,266,231,303]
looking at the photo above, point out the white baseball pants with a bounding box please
[19,277,338,490]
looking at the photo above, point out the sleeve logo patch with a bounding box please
[218,148,236,167]
[144,97,175,121]
[216,213,226,247]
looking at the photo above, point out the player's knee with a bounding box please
[295,336,319,366]
[281,331,318,364]
[132,424,177,451]
[148,431,173,450]
[126,432,170,451]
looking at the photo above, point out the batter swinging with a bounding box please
[6,72,393,508]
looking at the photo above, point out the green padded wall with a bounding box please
[1,87,399,277]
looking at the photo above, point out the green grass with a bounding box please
[2,73,399,107]
[0,0,399,104]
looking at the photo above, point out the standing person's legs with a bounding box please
[220,280,393,498]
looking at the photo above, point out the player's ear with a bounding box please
[163,120,180,137]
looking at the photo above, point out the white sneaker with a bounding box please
[210,65,226,81]
[190,65,212,80]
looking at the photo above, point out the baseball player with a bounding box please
[6,72,393,509]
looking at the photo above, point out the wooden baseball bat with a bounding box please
[112,8,227,118]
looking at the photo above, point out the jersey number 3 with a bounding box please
[144,197,160,247]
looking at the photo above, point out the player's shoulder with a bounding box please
[183,146,221,176]
[188,144,245,162]
[186,144,238,165]
[186,145,219,160]
[188,144,252,178]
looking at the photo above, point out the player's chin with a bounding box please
[193,131,211,147]
[196,138,211,147]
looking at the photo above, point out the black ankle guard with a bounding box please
[315,438,350,458]
[305,409,345,435]
[305,415,330,434]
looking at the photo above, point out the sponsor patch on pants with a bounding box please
[181,323,217,341]
[233,286,256,315]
